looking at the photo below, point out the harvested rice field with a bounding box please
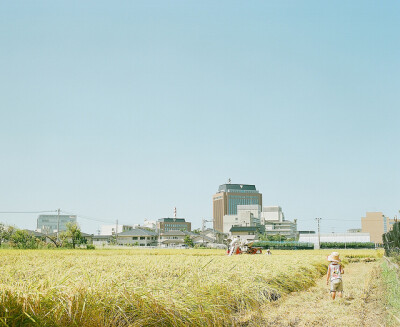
[0,249,389,326]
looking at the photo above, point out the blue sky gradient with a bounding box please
[1,1,399,233]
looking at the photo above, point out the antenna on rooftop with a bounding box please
[173,207,177,220]
[228,178,231,184]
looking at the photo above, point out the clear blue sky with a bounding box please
[1,1,399,234]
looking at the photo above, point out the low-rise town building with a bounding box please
[229,225,265,242]
[116,229,158,246]
[159,230,189,247]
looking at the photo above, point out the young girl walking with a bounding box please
[326,251,344,300]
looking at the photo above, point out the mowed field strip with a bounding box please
[0,249,383,326]
[243,261,386,327]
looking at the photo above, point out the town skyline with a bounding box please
[1,179,398,235]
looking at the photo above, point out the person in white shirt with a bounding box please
[326,251,344,300]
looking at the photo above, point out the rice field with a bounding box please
[0,249,382,326]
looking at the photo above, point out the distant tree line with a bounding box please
[254,240,376,250]
[253,241,314,250]
[320,242,375,249]
[383,221,400,257]
[0,222,88,249]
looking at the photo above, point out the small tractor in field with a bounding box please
[227,237,263,255]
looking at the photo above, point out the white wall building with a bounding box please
[298,233,371,246]
[264,220,297,238]
[223,209,260,234]
[222,204,297,239]
[100,224,133,236]
[261,206,284,223]
[237,205,261,219]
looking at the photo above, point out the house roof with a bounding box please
[117,229,157,236]
[160,230,189,236]
[93,235,112,239]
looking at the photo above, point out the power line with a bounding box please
[60,210,114,224]
[0,210,57,214]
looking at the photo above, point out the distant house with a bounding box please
[159,230,190,247]
[80,233,94,244]
[191,234,215,246]
[92,235,113,246]
[201,228,226,244]
[117,229,158,246]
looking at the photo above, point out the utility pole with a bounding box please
[115,219,118,245]
[315,218,322,249]
[57,208,60,242]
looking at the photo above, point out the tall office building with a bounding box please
[213,183,262,232]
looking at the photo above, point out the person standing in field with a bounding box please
[326,251,344,300]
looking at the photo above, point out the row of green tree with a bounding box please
[0,222,87,249]
[253,241,314,250]
[383,221,400,257]
[254,240,376,250]
[320,242,375,249]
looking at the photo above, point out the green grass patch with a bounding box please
[381,261,400,325]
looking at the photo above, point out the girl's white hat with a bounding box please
[327,252,341,262]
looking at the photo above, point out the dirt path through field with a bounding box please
[242,261,388,327]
